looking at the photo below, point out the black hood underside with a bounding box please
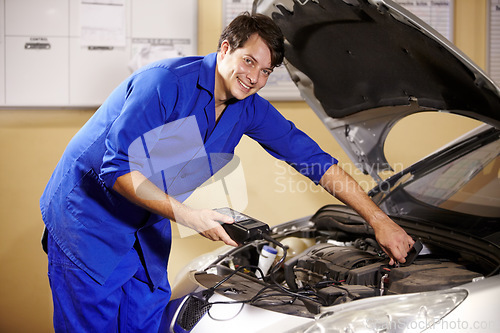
[270,0,500,122]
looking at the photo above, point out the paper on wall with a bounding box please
[80,0,126,47]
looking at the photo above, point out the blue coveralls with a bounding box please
[39,52,337,332]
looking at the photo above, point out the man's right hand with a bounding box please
[113,171,239,247]
[175,208,239,247]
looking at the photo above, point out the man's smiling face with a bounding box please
[216,33,274,101]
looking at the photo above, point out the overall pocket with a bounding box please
[66,168,121,229]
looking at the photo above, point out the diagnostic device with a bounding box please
[215,208,271,244]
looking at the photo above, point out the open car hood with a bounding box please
[254,0,500,182]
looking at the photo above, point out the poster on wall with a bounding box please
[489,0,500,85]
[393,0,454,41]
[80,0,126,47]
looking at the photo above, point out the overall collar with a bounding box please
[198,52,217,96]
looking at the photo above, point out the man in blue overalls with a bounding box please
[40,12,414,332]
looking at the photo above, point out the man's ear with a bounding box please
[219,40,230,59]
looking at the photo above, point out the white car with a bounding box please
[160,0,500,332]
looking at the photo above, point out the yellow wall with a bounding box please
[455,0,488,69]
[0,0,487,331]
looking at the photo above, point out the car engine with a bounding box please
[284,241,481,302]
[191,206,491,318]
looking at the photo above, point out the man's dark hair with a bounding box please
[217,12,284,68]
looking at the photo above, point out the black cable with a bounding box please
[200,233,328,315]
[210,264,265,291]
[198,264,266,314]
[260,232,328,306]
[207,303,245,321]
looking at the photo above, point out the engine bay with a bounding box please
[192,205,494,317]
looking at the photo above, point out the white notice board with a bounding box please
[393,0,454,41]
[488,0,500,85]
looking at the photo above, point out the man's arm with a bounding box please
[319,164,414,264]
[112,171,238,247]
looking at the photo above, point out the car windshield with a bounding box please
[403,138,500,218]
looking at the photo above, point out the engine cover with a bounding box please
[284,243,384,290]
